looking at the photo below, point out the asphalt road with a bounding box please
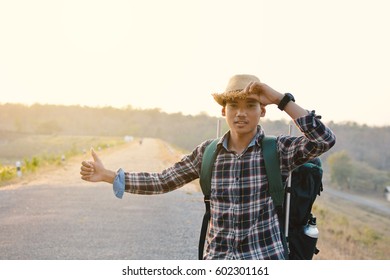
[0,182,204,260]
[324,187,390,216]
[0,139,204,260]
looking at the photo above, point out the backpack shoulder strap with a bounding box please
[263,136,290,259]
[198,138,219,260]
[262,135,284,207]
[200,138,219,196]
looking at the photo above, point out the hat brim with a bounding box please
[212,90,250,106]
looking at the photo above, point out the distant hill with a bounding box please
[0,103,295,150]
[1,103,390,196]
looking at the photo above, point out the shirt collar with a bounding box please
[219,125,265,151]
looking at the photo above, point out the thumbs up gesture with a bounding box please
[80,148,115,183]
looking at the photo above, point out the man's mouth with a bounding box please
[234,120,249,125]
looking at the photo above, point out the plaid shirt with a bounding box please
[122,112,336,259]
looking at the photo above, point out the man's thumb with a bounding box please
[91,147,101,163]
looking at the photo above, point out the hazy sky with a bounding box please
[1,0,389,126]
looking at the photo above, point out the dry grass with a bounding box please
[313,195,390,260]
[0,132,123,165]
[0,132,124,185]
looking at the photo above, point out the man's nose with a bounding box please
[236,108,247,116]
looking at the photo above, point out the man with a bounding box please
[80,74,336,259]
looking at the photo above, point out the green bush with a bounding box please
[0,165,16,181]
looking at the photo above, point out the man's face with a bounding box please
[222,93,265,136]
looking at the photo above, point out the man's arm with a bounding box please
[80,140,210,196]
[243,81,336,171]
[244,81,308,119]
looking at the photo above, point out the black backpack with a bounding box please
[198,136,323,260]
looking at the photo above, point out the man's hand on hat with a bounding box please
[243,82,284,107]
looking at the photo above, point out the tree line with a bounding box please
[1,103,389,195]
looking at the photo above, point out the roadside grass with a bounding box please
[313,200,390,260]
[0,134,125,185]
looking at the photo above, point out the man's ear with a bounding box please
[221,107,226,117]
[260,105,266,117]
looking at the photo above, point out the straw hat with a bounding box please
[212,74,260,106]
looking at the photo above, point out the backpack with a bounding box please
[198,136,323,260]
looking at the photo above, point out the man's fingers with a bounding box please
[243,82,251,93]
[81,175,94,182]
[80,165,93,173]
[81,161,94,171]
[81,175,89,181]
[80,160,95,178]
[81,160,92,167]
[249,81,264,93]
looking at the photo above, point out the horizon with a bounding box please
[0,101,388,128]
[1,0,390,126]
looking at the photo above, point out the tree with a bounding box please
[35,120,62,135]
[327,151,354,189]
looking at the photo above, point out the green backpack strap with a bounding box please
[198,138,219,259]
[262,135,284,207]
[263,136,289,258]
[200,138,219,196]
